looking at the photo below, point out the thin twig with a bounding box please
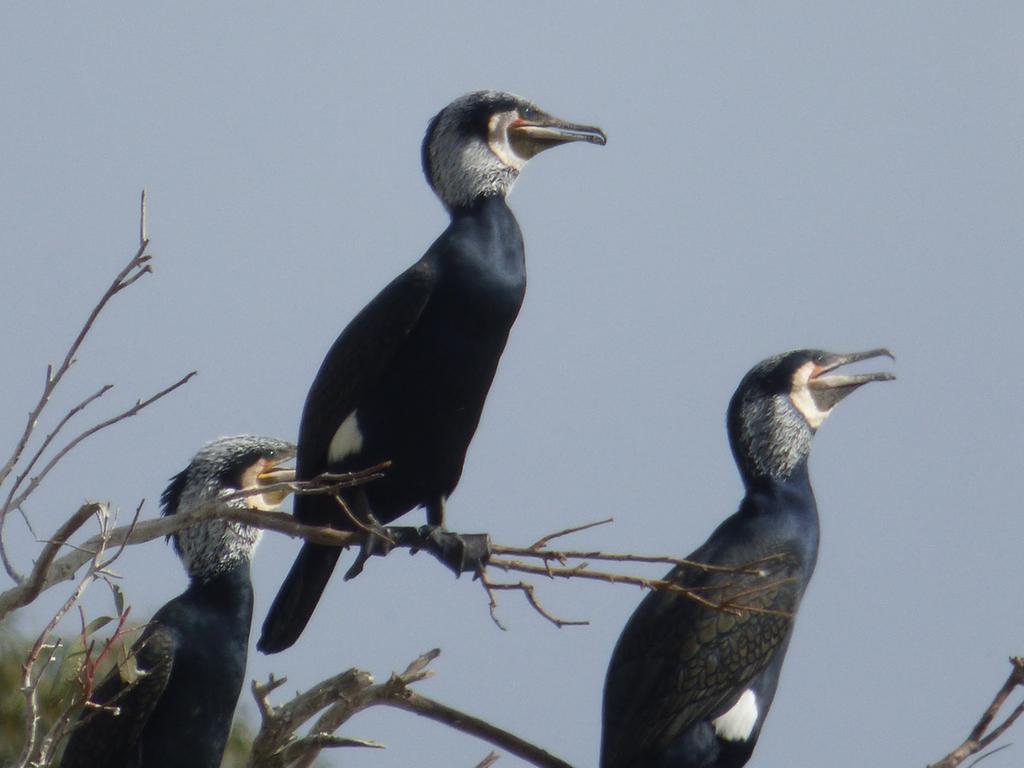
[928,657,1024,768]
[278,734,385,764]
[482,579,589,628]
[16,558,106,766]
[0,192,151,508]
[475,752,501,768]
[248,650,573,768]
[217,464,389,506]
[478,570,508,631]
[3,384,113,518]
[383,688,574,768]
[491,543,785,576]
[4,371,196,515]
[0,194,154,582]
[529,518,613,549]
[0,471,381,622]
[487,557,794,619]
[965,743,1012,767]
[1,503,104,617]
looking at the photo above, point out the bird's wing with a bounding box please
[601,552,801,766]
[59,624,175,768]
[294,257,438,494]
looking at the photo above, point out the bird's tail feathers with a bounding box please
[257,543,341,654]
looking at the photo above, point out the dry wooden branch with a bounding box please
[478,569,588,629]
[486,556,795,621]
[0,497,792,634]
[2,385,114,516]
[0,190,186,587]
[382,687,573,768]
[528,517,613,549]
[0,189,150,491]
[247,650,573,768]
[14,503,121,768]
[4,372,196,518]
[0,468,384,622]
[928,656,1024,768]
[1,503,104,617]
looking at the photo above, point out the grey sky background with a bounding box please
[2,3,1022,766]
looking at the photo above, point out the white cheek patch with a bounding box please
[328,410,364,463]
[790,362,831,429]
[712,689,759,742]
[487,113,527,171]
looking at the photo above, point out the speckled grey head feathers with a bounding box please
[161,435,295,581]
[422,91,527,211]
[728,352,817,482]
[422,90,606,212]
[727,349,893,482]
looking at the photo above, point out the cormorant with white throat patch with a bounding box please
[600,349,894,768]
[258,91,606,654]
[59,436,295,768]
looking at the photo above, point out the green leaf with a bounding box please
[112,584,125,616]
[83,616,114,637]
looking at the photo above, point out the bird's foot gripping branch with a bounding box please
[391,524,493,577]
[228,471,803,631]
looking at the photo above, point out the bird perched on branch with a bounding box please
[59,436,295,768]
[600,349,894,768]
[258,90,606,654]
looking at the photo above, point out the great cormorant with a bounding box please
[59,436,295,768]
[600,349,893,768]
[258,91,606,654]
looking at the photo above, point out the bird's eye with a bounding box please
[520,106,536,120]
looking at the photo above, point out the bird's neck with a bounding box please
[442,195,525,280]
[448,193,515,223]
[185,560,254,622]
[742,460,815,514]
[740,462,820,569]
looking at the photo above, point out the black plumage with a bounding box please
[601,349,893,768]
[59,436,294,768]
[258,90,605,654]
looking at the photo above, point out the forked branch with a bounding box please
[0,191,192,586]
[247,650,573,768]
[0,466,387,622]
[928,656,1024,768]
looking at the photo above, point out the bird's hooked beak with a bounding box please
[808,348,896,411]
[250,450,297,509]
[508,113,607,159]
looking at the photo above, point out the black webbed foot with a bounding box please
[412,524,492,577]
[343,517,395,580]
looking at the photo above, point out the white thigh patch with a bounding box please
[328,411,364,462]
[712,689,759,742]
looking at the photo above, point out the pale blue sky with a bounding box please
[2,3,1022,766]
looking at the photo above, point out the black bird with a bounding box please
[600,349,893,768]
[258,90,606,654]
[59,436,295,768]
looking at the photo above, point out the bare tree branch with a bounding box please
[5,372,196,518]
[928,657,1024,768]
[0,491,792,629]
[0,191,151,493]
[475,752,501,768]
[478,569,589,629]
[0,503,104,617]
[0,191,164,583]
[247,650,574,768]
[528,517,613,549]
[2,385,114,516]
[486,556,795,620]
[15,505,118,768]
[0,468,385,621]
